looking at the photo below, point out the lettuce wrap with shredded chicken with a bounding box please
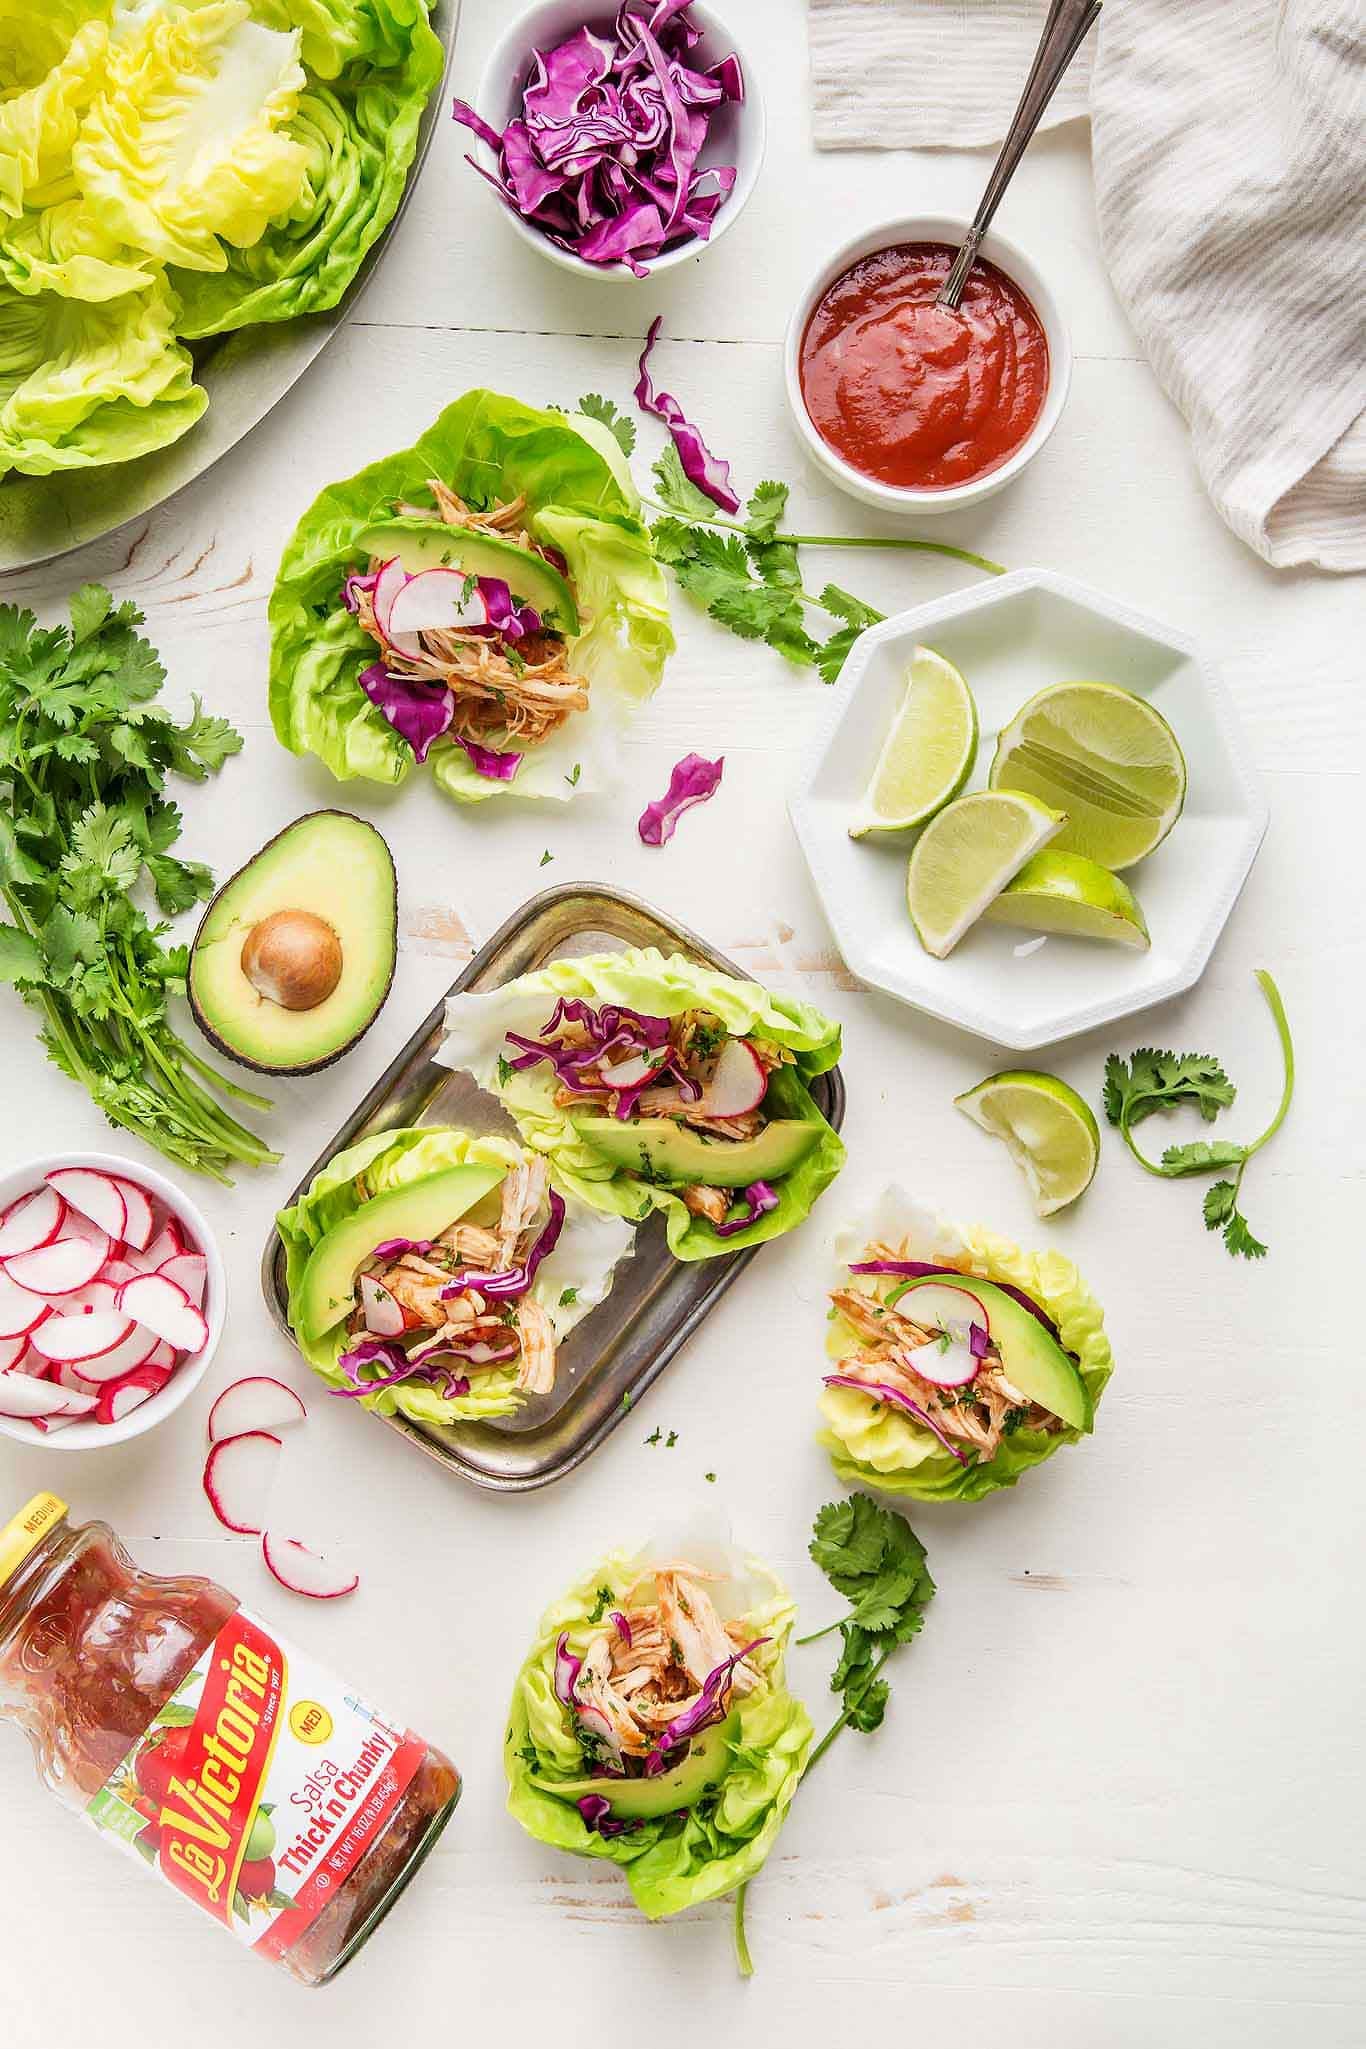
[505,1538,812,1919]
[818,1187,1113,1503]
[437,947,845,1259]
[276,1124,634,1423]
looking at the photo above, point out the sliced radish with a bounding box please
[145,1338,178,1371]
[141,1222,185,1270]
[893,1282,991,1389]
[62,1324,160,1383]
[157,1252,206,1309]
[387,566,488,639]
[30,1310,136,1365]
[6,1230,110,1295]
[95,1362,174,1427]
[262,1533,359,1601]
[50,1358,100,1393]
[45,1168,127,1244]
[371,557,421,658]
[359,1272,405,1337]
[110,1177,154,1251]
[203,1431,283,1535]
[0,1331,31,1372]
[0,1373,96,1420]
[114,1273,207,1355]
[0,1186,66,1258]
[695,1037,767,1118]
[600,1051,656,1090]
[207,1376,306,1443]
[56,1278,119,1315]
[57,1207,117,1253]
[0,1270,51,1340]
[101,1257,143,1287]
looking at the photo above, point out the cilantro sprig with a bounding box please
[0,587,278,1182]
[733,1495,935,1975]
[1103,969,1293,1259]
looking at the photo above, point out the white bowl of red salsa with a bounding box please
[784,216,1071,513]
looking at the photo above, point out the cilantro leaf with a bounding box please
[652,444,718,521]
[577,392,636,456]
[745,480,789,540]
[166,697,243,780]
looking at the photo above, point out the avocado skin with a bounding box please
[188,809,396,1078]
[570,1116,820,1189]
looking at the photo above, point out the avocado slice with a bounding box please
[189,812,396,1077]
[356,520,579,635]
[891,1274,1093,1432]
[570,1117,820,1189]
[529,1713,738,1819]
[295,1163,507,1344]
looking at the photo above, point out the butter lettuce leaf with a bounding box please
[438,947,845,1258]
[269,391,672,804]
[505,1546,813,1917]
[817,1186,1114,1503]
[275,1123,635,1423]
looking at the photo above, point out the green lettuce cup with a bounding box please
[268,391,673,804]
[437,946,845,1260]
[505,1540,813,1919]
[276,1124,634,1424]
[818,1187,1113,1503]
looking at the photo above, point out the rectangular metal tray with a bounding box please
[262,883,846,1492]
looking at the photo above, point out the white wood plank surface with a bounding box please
[0,2,1362,2041]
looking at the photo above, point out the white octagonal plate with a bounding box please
[789,567,1268,1050]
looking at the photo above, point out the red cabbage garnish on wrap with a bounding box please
[440,1190,566,1298]
[642,1636,768,1773]
[505,996,702,1121]
[452,5,743,278]
[638,751,724,845]
[452,735,523,781]
[635,315,740,511]
[358,663,453,764]
[851,1257,1069,1350]
[711,1180,779,1238]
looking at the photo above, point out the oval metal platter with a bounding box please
[0,0,458,577]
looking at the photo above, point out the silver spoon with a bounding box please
[938,0,1103,309]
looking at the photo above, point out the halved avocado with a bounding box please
[529,1713,738,1819]
[189,812,395,1076]
[356,520,579,635]
[891,1273,1093,1432]
[295,1162,507,1344]
[570,1117,820,1189]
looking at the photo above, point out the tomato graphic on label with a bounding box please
[238,1855,277,1906]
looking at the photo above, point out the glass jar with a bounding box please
[0,1494,459,1985]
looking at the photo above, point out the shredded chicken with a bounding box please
[572,1567,762,1757]
[512,1298,556,1396]
[682,1183,730,1226]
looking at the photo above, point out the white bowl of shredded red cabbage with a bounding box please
[455,0,763,279]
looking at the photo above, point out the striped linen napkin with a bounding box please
[808,0,1366,572]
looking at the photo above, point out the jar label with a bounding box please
[84,1606,427,1957]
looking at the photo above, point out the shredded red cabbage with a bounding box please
[611,1610,633,1646]
[553,1630,584,1709]
[504,998,702,1121]
[968,1322,991,1360]
[332,1336,431,1398]
[638,751,724,846]
[634,315,739,511]
[371,1237,433,1259]
[441,1189,566,1299]
[452,5,743,278]
[451,734,523,780]
[342,566,379,614]
[643,1635,768,1774]
[851,1258,1067,1348]
[711,1179,780,1239]
[576,1792,639,1838]
[358,662,453,763]
[822,1373,971,1466]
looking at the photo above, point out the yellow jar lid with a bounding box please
[0,1493,67,1590]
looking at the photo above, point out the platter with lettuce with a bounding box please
[268,391,673,803]
[0,0,449,566]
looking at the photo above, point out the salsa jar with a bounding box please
[0,1493,459,1986]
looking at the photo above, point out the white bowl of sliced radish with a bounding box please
[0,1153,224,1450]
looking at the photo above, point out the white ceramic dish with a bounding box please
[468,0,764,279]
[783,214,1072,515]
[0,1152,225,1452]
[789,568,1269,1050]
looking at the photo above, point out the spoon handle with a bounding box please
[939,0,1102,308]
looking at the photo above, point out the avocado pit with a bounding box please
[241,909,343,1011]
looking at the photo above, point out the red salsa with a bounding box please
[799,241,1049,490]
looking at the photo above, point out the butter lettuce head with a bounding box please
[275,1123,635,1424]
[505,1543,813,1919]
[818,1187,1114,1504]
[437,947,845,1260]
[0,275,205,475]
[268,391,673,805]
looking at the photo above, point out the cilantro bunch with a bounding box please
[734,1494,935,1974]
[1103,969,1294,1258]
[0,586,278,1182]
[575,394,1004,683]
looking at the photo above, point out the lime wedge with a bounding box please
[906,789,1064,958]
[849,646,978,838]
[983,850,1150,949]
[955,1069,1099,1216]
[989,681,1186,870]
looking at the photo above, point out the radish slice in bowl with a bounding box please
[61,1324,162,1384]
[4,1230,110,1295]
[95,1362,174,1426]
[30,1309,136,1365]
[110,1177,154,1251]
[207,1376,307,1442]
[203,1430,283,1535]
[0,1185,66,1257]
[262,1533,359,1601]
[157,1251,206,1308]
[45,1167,127,1244]
[0,1372,97,1420]
[114,1272,208,1355]
[0,1272,50,1341]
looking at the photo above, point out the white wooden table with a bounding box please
[2,5,1362,2041]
